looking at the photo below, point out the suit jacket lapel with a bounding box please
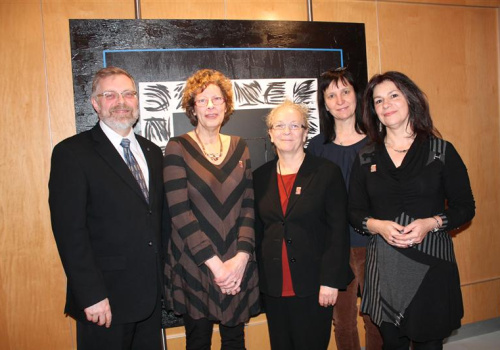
[91,124,148,205]
[284,153,315,216]
[264,160,285,219]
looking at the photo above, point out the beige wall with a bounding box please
[0,0,499,349]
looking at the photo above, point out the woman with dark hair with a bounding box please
[308,68,382,350]
[349,71,475,349]
[163,69,260,349]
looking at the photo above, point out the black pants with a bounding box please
[380,322,443,350]
[76,298,162,350]
[263,293,333,350]
[183,314,245,350]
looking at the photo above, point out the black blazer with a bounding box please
[253,152,353,297]
[49,124,167,324]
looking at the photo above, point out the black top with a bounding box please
[349,137,475,230]
[308,133,369,247]
[254,153,353,297]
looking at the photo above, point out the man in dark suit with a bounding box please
[49,67,166,350]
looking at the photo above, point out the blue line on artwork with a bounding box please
[102,48,344,67]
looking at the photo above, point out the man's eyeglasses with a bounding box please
[96,90,138,101]
[271,123,306,131]
[195,96,225,107]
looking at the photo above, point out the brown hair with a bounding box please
[317,67,364,143]
[182,69,234,126]
[362,71,441,144]
[91,66,136,95]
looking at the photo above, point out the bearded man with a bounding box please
[49,67,168,350]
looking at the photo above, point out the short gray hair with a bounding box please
[265,99,310,129]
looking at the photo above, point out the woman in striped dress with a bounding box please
[349,71,475,349]
[163,69,260,349]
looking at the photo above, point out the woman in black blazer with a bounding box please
[254,100,353,350]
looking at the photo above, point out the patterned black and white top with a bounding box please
[348,136,475,341]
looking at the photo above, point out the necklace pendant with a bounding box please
[205,152,221,162]
[194,129,224,163]
[384,141,409,154]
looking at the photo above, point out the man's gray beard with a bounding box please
[102,112,139,132]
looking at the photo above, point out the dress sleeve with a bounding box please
[236,143,256,257]
[439,142,476,230]
[348,154,372,234]
[321,163,352,289]
[163,139,216,265]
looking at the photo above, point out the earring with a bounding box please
[378,123,383,132]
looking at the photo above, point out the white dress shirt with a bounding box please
[99,121,150,189]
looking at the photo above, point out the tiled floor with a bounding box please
[443,330,500,349]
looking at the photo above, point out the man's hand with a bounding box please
[84,298,112,328]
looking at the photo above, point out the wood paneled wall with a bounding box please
[0,0,498,349]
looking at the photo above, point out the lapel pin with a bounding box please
[295,187,302,195]
[370,164,377,173]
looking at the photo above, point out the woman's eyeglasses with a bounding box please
[194,96,225,107]
[271,123,306,131]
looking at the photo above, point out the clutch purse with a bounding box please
[161,299,184,328]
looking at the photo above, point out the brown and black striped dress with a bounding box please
[163,134,260,326]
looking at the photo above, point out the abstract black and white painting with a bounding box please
[139,77,318,168]
[70,19,367,169]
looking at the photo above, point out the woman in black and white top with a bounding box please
[349,71,475,350]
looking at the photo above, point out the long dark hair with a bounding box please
[362,71,441,144]
[317,68,365,143]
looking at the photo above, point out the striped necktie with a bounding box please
[120,138,149,203]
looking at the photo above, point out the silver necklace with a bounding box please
[194,130,223,162]
[385,142,409,153]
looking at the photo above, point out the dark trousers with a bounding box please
[183,314,245,350]
[333,247,383,350]
[380,322,443,350]
[76,297,162,350]
[263,293,333,350]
